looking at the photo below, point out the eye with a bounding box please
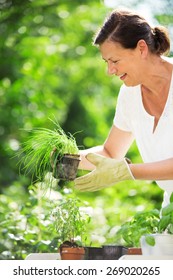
[112,60,118,64]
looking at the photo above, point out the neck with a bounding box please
[141,56,172,96]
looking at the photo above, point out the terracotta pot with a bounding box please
[53,154,80,181]
[127,247,142,255]
[60,246,86,260]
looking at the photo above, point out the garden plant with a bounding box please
[51,196,91,259]
[17,119,79,185]
[117,192,173,248]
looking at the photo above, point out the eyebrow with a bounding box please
[102,57,114,62]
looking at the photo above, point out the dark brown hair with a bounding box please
[94,9,170,55]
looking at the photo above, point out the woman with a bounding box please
[74,9,173,207]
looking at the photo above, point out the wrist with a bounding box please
[124,159,135,179]
[129,163,155,180]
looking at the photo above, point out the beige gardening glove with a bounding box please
[74,153,134,192]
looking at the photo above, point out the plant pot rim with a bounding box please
[60,246,86,260]
[61,247,85,253]
[140,233,173,243]
[63,153,81,159]
[64,153,80,156]
[142,233,173,237]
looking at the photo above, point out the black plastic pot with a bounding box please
[53,154,80,181]
[85,247,103,260]
[85,245,128,260]
[102,245,128,260]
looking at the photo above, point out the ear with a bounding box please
[137,39,148,58]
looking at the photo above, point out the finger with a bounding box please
[75,183,99,192]
[74,177,95,189]
[74,172,95,185]
[86,153,105,166]
[77,187,98,192]
[75,179,93,188]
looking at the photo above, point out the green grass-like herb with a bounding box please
[18,122,79,183]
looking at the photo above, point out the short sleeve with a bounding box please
[113,85,132,132]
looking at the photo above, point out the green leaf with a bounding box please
[145,235,155,246]
[158,215,171,232]
[170,192,173,203]
[162,203,173,217]
[168,224,173,234]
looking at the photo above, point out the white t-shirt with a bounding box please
[113,59,173,207]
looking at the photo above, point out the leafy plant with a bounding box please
[0,184,60,260]
[116,192,173,247]
[116,209,160,247]
[51,196,91,247]
[17,120,79,183]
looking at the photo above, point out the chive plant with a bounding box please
[18,121,79,183]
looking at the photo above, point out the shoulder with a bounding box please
[116,84,141,115]
[118,84,141,101]
[162,56,173,64]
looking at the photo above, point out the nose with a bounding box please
[107,61,117,76]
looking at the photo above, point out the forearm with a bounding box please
[130,158,173,180]
[78,126,134,171]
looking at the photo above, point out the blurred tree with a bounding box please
[0,0,115,187]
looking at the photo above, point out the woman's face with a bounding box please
[100,40,144,87]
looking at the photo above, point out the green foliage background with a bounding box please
[0,0,172,259]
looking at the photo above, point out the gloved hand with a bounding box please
[74,153,134,192]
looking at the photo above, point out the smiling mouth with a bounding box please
[118,73,127,80]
